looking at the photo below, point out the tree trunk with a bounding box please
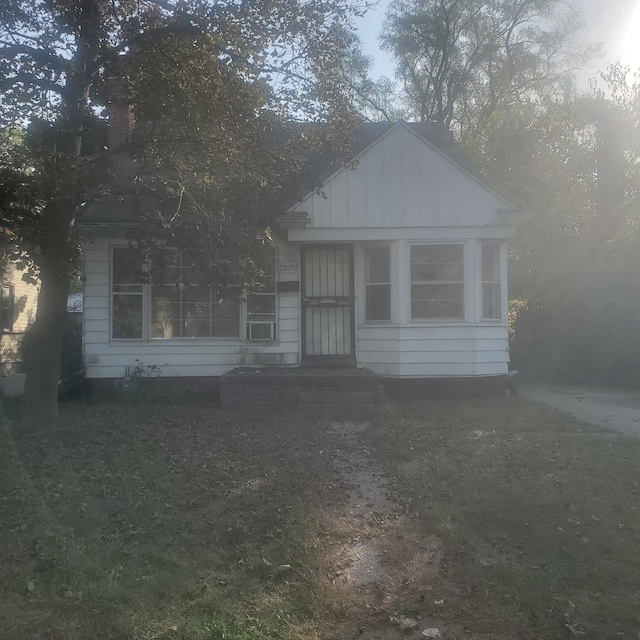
[22,260,71,431]
[20,1,104,430]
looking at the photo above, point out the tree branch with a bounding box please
[0,72,65,96]
[0,43,73,73]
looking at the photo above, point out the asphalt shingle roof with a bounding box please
[79,122,484,226]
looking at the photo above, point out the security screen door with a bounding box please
[301,245,355,366]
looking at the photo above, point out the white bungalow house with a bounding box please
[78,121,519,396]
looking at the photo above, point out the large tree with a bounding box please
[463,62,640,383]
[0,0,363,429]
[381,0,600,136]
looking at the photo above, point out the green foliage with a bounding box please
[0,0,365,425]
[489,66,640,384]
[381,0,599,133]
[334,47,408,122]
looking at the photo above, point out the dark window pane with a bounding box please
[1,284,13,331]
[411,262,463,281]
[366,284,390,321]
[113,247,143,285]
[483,283,501,319]
[248,294,276,317]
[410,245,463,282]
[184,319,211,337]
[212,319,239,337]
[411,299,463,319]
[152,287,180,305]
[181,286,209,303]
[367,246,390,283]
[112,295,143,339]
[482,245,501,319]
[411,284,463,319]
[183,302,211,322]
[411,283,463,302]
[482,245,500,281]
[212,301,239,321]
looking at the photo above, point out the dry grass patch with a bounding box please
[363,398,640,639]
[2,396,640,640]
[0,402,343,640]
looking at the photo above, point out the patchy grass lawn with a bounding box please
[1,397,640,639]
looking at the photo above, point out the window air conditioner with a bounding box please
[246,321,276,341]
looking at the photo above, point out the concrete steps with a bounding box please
[298,387,380,420]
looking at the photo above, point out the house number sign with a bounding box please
[278,263,299,274]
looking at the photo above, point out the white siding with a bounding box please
[356,324,509,378]
[289,123,512,231]
[83,238,300,379]
[352,238,510,378]
[83,123,516,382]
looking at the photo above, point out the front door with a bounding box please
[301,245,355,366]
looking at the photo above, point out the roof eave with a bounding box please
[276,212,311,229]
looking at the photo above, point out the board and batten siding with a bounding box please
[288,123,512,231]
[82,238,300,379]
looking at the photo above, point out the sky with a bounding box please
[356,0,640,86]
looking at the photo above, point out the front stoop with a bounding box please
[298,388,380,420]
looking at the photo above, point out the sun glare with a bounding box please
[620,2,640,72]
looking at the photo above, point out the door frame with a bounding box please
[300,243,356,367]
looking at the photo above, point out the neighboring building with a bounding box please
[78,121,520,393]
[0,262,39,376]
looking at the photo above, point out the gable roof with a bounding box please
[282,121,517,231]
[77,157,156,227]
[284,121,512,216]
[78,121,500,227]
[339,121,481,179]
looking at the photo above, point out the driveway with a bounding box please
[521,384,640,439]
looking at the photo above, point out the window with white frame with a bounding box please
[410,244,464,320]
[111,247,144,339]
[1,282,14,332]
[151,250,239,339]
[482,244,501,320]
[110,246,278,341]
[246,274,276,340]
[365,246,390,321]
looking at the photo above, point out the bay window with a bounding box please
[410,244,464,320]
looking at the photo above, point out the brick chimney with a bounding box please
[106,76,134,151]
